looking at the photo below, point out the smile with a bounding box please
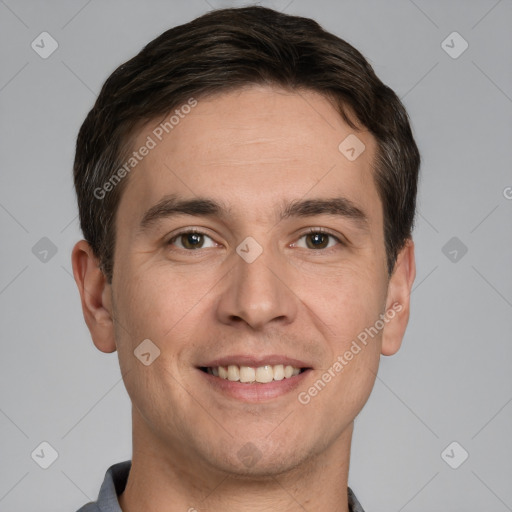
[201,364,305,383]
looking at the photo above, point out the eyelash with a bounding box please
[166,227,344,252]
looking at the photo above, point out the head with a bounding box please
[72,6,418,477]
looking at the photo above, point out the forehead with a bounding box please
[116,85,381,230]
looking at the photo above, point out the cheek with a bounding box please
[111,269,202,419]
[301,330,381,421]
[298,263,386,336]
[296,264,386,408]
[111,262,219,393]
[114,261,207,337]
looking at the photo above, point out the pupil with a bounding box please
[180,233,329,250]
[184,233,202,248]
[309,233,327,249]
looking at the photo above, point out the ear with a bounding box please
[381,239,416,356]
[71,240,117,353]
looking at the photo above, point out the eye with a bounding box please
[294,228,343,250]
[166,228,343,252]
[167,229,217,250]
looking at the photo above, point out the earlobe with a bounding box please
[381,239,416,356]
[71,240,117,353]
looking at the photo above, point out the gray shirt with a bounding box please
[76,460,365,512]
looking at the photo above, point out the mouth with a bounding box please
[199,364,308,384]
[196,356,313,401]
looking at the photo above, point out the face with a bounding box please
[75,85,414,477]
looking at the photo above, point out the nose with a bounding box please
[215,241,298,331]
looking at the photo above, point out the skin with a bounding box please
[72,85,415,512]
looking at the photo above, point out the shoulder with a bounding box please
[75,503,101,512]
[74,460,131,512]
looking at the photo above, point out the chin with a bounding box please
[200,437,316,479]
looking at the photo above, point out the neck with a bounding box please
[119,409,353,512]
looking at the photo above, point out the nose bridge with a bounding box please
[216,235,297,329]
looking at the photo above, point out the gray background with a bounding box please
[1,0,511,511]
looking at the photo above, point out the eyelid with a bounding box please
[166,226,345,251]
[294,227,345,249]
[301,226,343,241]
[166,227,217,246]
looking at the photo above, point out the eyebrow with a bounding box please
[139,194,369,232]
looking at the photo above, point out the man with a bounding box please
[72,5,419,511]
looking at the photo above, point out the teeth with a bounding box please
[273,364,285,381]
[255,365,273,383]
[206,363,304,383]
[227,365,239,381]
[240,366,256,383]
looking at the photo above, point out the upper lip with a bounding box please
[199,355,312,369]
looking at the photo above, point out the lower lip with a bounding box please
[197,368,312,402]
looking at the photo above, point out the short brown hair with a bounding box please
[74,6,420,283]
